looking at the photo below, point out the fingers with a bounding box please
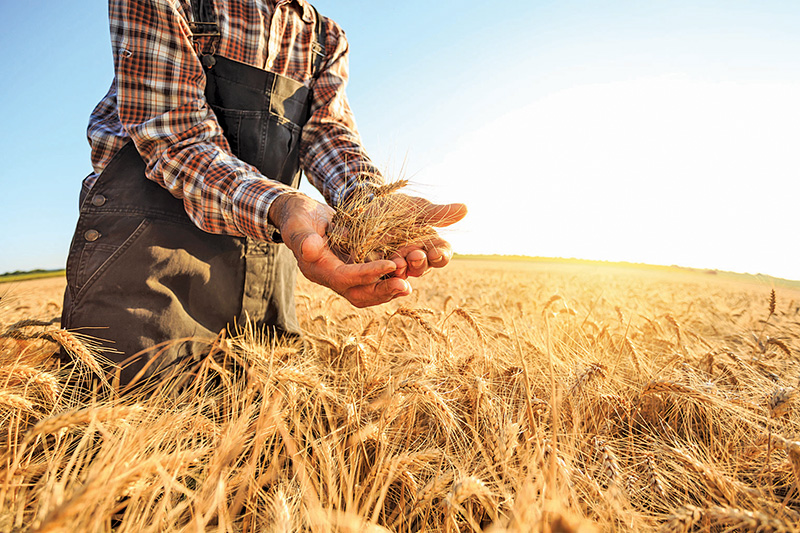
[298,243,402,307]
[343,277,412,308]
[404,248,428,278]
[301,244,409,307]
[389,254,409,280]
[393,233,454,278]
[425,239,454,268]
[422,201,468,227]
[297,232,325,263]
[329,259,398,290]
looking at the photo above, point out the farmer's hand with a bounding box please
[387,196,468,279]
[269,193,412,308]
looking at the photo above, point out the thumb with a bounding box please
[299,232,326,263]
[423,202,468,227]
[282,215,325,263]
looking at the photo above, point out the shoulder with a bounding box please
[305,3,348,53]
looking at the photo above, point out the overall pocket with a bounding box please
[209,105,266,164]
[266,114,302,185]
[74,218,151,302]
[210,104,301,185]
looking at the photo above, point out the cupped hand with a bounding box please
[269,193,412,308]
[388,196,467,279]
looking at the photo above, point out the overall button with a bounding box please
[91,194,107,207]
[84,229,101,242]
[202,55,216,68]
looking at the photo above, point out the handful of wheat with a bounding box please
[327,180,440,263]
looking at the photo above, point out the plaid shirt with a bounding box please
[87,0,382,242]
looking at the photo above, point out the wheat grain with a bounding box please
[664,314,681,342]
[307,334,340,353]
[768,289,777,317]
[644,453,666,501]
[4,249,800,532]
[0,390,35,412]
[327,180,440,263]
[668,447,759,503]
[660,505,703,533]
[394,308,447,342]
[22,405,143,444]
[768,387,795,417]
[376,450,440,484]
[568,363,606,395]
[415,471,454,505]
[360,318,378,337]
[453,307,486,344]
[766,337,792,357]
[273,367,323,392]
[623,336,642,374]
[1,366,60,403]
[542,294,562,313]
[593,437,620,487]
[270,488,293,533]
[45,329,105,377]
[447,476,489,507]
[705,505,796,533]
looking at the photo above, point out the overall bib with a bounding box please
[61,1,327,386]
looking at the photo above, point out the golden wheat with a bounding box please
[1,260,799,532]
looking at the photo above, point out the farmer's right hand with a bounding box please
[268,193,412,308]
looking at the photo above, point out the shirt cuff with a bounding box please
[230,178,297,243]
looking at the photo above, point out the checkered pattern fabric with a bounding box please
[86,0,383,242]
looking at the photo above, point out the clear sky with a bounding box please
[1,1,798,280]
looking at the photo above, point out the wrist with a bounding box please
[268,192,305,230]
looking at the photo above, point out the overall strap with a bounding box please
[310,5,327,78]
[189,0,220,57]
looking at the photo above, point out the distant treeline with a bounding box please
[1,268,62,277]
[0,269,65,283]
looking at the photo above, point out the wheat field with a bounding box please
[1,259,799,532]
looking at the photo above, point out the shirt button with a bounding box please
[84,229,101,242]
[91,194,107,207]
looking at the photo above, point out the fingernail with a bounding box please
[410,258,424,268]
[392,280,410,295]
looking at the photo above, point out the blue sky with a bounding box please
[1,1,799,280]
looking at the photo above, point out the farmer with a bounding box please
[61,0,466,386]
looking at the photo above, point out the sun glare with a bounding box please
[421,75,800,279]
